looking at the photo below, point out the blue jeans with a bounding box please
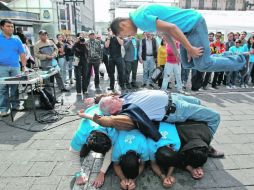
[143,56,156,84]
[0,66,21,112]
[58,57,67,83]
[180,17,246,72]
[162,63,182,91]
[165,93,220,136]
[181,67,190,83]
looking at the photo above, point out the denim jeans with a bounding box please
[226,71,237,86]
[162,63,182,91]
[243,62,254,84]
[74,59,88,93]
[66,56,74,81]
[181,67,190,83]
[143,56,156,84]
[165,93,220,136]
[180,17,246,72]
[58,57,67,83]
[0,66,21,112]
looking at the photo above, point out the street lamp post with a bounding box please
[63,0,85,34]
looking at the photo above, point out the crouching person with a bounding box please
[173,121,213,179]
[69,104,118,188]
[112,129,149,190]
[148,122,181,188]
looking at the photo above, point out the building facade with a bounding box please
[179,0,249,10]
[6,0,95,39]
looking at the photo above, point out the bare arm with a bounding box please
[114,163,127,181]
[166,166,175,178]
[20,53,27,67]
[100,148,112,173]
[156,19,203,58]
[150,160,166,180]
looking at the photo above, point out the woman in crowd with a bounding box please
[157,38,167,88]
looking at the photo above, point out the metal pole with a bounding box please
[74,2,77,34]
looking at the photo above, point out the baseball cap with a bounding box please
[89,30,95,35]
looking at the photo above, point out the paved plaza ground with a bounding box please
[1,66,254,190]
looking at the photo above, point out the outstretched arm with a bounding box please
[156,19,203,59]
[92,148,113,188]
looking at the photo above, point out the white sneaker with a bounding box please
[240,84,245,88]
[232,85,237,89]
[244,84,249,88]
[226,85,232,89]
[0,110,10,117]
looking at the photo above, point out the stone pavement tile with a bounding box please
[214,127,233,135]
[26,161,56,177]
[3,177,35,190]
[33,176,61,185]
[31,131,66,140]
[241,109,254,115]
[0,183,6,190]
[229,126,251,135]
[0,161,12,176]
[214,134,234,144]
[218,110,233,116]
[0,131,36,141]
[9,150,38,162]
[230,155,254,168]
[229,110,246,115]
[30,150,56,162]
[51,162,79,176]
[220,115,234,121]
[210,170,243,188]
[29,139,69,150]
[29,184,57,190]
[193,172,217,189]
[246,186,254,190]
[203,158,218,171]
[229,144,254,155]
[226,169,254,186]
[53,150,75,162]
[56,176,76,190]
[2,162,34,177]
[211,144,241,156]
[212,156,240,170]
[227,134,253,144]
[230,115,254,120]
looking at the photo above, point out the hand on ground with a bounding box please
[162,176,175,188]
[120,179,129,190]
[75,175,87,185]
[92,172,105,188]
[128,179,136,190]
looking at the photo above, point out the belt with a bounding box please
[162,94,176,121]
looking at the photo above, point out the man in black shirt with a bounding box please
[105,28,125,91]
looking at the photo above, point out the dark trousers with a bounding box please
[203,72,212,87]
[85,60,100,88]
[158,65,165,87]
[74,61,88,93]
[108,57,124,89]
[124,60,138,84]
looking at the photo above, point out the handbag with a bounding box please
[73,56,80,66]
[151,67,163,83]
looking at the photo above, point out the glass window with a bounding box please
[59,9,66,20]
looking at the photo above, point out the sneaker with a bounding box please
[232,85,237,89]
[240,84,245,88]
[226,85,232,89]
[149,83,155,88]
[107,87,114,91]
[131,82,138,88]
[211,86,219,90]
[12,105,24,111]
[244,84,249,88]
[76,93,82,96]
[0,110,10,117]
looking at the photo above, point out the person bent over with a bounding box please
[148,122,181,188]
[69,105,118,188]
[112,129,149,190]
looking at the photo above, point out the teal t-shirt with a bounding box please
[112,129,149,162]
[242,44,254,63]
[129,4,202,33]
[229,46,245,54]
[147,122,181,161]
[70,105,118,151]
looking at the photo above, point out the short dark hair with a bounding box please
[235,39,242,44]
[56,34,61,39]
[208,32,214,36]
[119,151,140,179]
[155,146,177,171]
[110,17,129,35]
[182,147,208,168]
[80,131,112,158]
[0,19,13,27]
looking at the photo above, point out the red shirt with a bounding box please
[210,41,225,54]
[166,42,179,64]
